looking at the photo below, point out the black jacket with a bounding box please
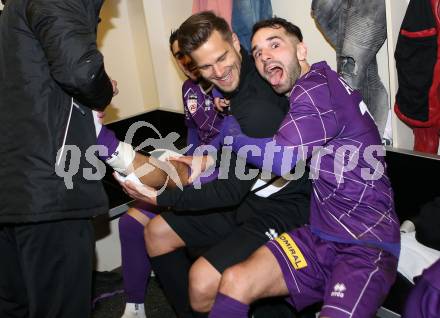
[158,49,310,226]
[0,0,114,223]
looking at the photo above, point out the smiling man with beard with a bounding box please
[119,11,311,318]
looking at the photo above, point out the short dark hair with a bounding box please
[251,17,303,43]
[178,11,232,55]
[169,29,179,54]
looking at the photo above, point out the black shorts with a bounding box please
[161,193,307,273]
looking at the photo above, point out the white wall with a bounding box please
[271,0,336,69]
[98,0,159,123]
[141,0,193,113]
[95,218,121,271]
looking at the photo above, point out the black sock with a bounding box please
[150,248,193,318]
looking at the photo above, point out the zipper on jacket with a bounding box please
[56,98,87,165]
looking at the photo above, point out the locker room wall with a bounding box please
[97,0,435,154]
[97,0,159,123]
[96,1,382,118]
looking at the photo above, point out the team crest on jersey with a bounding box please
[187,93,198,114]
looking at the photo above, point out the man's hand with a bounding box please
[214,97,230,112]
[114,172,158,205]
[110,79,119,96]
[168,154,215,183]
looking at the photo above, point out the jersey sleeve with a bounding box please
[228,85,340,176]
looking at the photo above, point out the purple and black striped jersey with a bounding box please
[227,62,400,256]
[182,79,225,150]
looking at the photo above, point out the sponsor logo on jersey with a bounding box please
[275,233,307,270]
[331,283,346,298]
[187,94,198,114]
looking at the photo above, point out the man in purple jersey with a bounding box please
[207,17,400,318]
[403,259,440,318]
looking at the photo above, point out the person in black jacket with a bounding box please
[0,0,115,317]
[118,12,311,318]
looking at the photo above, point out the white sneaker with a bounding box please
[121,303,146,318]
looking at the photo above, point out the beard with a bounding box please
[267,59,302,95]
[284,60,302,95]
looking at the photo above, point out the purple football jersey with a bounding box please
[285,62,399,255]
[182,79,225,146]
[227,62,400,256]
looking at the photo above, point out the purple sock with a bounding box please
[119,213,151,303]
[209,293,249,318]
[96,125,120,161]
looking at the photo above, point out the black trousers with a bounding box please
[0,218,94,318]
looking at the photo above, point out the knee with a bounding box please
[189,260,221,312]
[144,216,180,256]
[219,264,255,303]
[144,218,162,250]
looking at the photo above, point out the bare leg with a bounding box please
[144,215,186,256]
[189,257,222,312]
[218,245,289,304]
[209,246,289,318]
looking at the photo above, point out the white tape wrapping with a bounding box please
[114,171,143,185]
[149,148,183,161]
[105,141,136,174]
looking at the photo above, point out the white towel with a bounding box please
[398,231,440,283]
